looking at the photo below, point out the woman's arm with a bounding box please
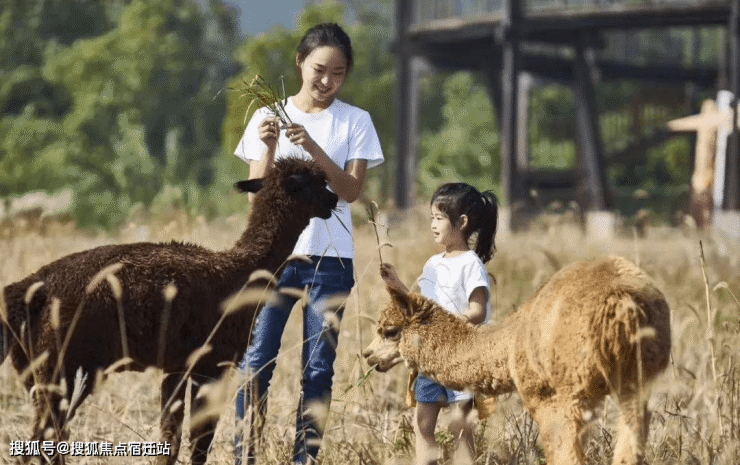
[463,286,488,325]
[246,117,280,202]
[285,124,368,203]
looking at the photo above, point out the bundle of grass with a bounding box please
[0,158,338,465]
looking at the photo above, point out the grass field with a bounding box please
[1,206,740,464]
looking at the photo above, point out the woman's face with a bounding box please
[297,46,348,106]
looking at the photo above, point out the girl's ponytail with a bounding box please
[431,183,499,263]
[473,190,499,264]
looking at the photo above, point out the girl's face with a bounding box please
[297,45,348,107]
[430,203,466,249]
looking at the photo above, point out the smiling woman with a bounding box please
[232,22,384,465]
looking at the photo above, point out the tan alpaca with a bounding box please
[363,256,671,465]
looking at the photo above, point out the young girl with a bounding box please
[234,23,384,465]
[381,183,498,465]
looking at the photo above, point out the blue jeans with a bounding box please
[235,256,354,464]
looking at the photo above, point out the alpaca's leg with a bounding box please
[189,379,218,465]
[29,386,67,465]
[158,373,185,465]
[27,366,93,465]
[530,399,586,465]
[612,390,649,465]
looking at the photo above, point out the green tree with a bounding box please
[0,0,239,228]
[417,72,501,197]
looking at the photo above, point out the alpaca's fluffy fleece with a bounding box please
[1,158,338,465]
[364,256,671,465]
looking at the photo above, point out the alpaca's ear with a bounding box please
[386,284,413,317]
[234,179,265,194]
[286,173,311,194]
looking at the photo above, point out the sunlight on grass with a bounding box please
[1,206,739,464]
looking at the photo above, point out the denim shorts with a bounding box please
[415,374,473,404]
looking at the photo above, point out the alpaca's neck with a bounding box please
[403,310,516,396]
[230,201,309,275]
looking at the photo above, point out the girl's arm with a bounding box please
[285,124,368,203]
[463,286,488,325]
[380,263,409,294]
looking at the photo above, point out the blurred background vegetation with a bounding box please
[0,0,722,229]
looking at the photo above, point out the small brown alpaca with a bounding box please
[0,158,338,465]
[364,256,671,465]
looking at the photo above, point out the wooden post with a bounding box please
[500,0,524,229]
[573,33,610,211]
[394,1,418,210]
[668,100,720,227]
[725,0,740,209]
[517,73,533,174]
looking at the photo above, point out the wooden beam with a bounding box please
[406,4,731,40]
[500,0,526,228]
[573,33,610,210]
[524,4,731,33]
[394,0,417,210]
[407,39,717,86]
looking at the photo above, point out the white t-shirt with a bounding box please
[417,250,491,322]
[234,97,384,258]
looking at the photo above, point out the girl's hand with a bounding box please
[380,263,406,292]
[258,117,280,149]
[285,124,318,153]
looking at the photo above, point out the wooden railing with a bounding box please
[408,0,730,30]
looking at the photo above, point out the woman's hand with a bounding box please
[380,263,408,293]
[258,117,281,149]
[282,122,368,203]
[285,123,318,153]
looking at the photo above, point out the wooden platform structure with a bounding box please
[393,0,740,230]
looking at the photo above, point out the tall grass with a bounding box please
[1,207,739,464]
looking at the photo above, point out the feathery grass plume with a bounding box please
[221,288,277,316]
[86,263,124,294]
[64,367,88,422]
[247,269,279,287]
[0,288,6,324]
[235,74,293,126]
[103,357,135,376]
[366,201,391,265]
[700,240,723,436]
[50,298,61,330]
[158,283,177,367]
[24,281,44,305]
[20,351,49,383]
[714,281,740,309]
[286,254,314,264]
[189,374,241,432]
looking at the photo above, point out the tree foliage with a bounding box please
[0,0,239,227]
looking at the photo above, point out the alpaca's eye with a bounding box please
[383,327,401,341]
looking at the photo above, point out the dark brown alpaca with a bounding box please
[0,158,338,465]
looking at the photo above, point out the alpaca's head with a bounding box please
[235,158,338,221]
[362,285,436,372]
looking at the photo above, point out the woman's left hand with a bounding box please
[285,124,317,153]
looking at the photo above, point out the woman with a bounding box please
[233,22,384,465]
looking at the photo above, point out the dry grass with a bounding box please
[1,206,740,464]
